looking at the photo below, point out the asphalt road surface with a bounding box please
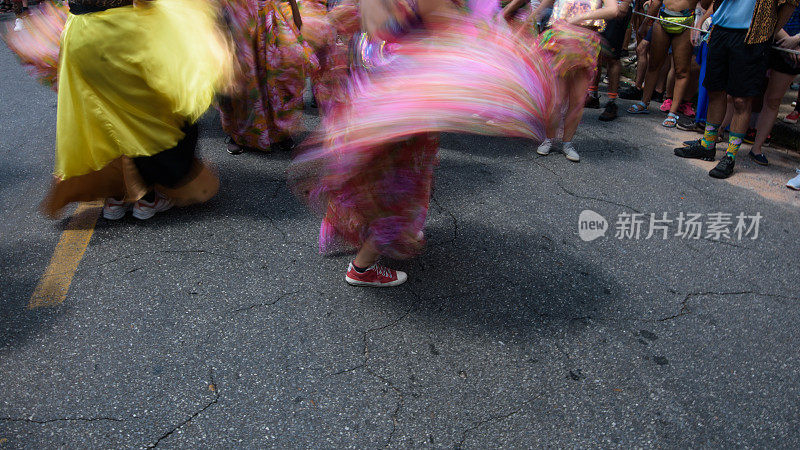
[1,39,800,447]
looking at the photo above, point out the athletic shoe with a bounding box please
[225,136,244,155]
[783,110,799,124]
[659,98,673,112]
[599,101,618,121]
[536,138,553,156]
[787,169,800,190]
[678,102,696,117]
[562,142,580,162]
[676,116,700,131]
[132,192,173,220]
[13,18,23,32]
[102,198,130,220]
[619,85,643,100]
[792,82,800,90]
[709,155,735,179]
[345,262,407,287]
[743,128,757,145]
[675,143,715,161]
[748,150,769,166]
[585,95,600,109]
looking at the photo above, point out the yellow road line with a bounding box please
[29,201,102,309]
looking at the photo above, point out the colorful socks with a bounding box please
[726,132,745,159]
[701,123,719,149]
[607,92,618,103]
[588,85,599,98]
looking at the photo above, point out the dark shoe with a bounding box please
[652,90,665,103]
[763,134,772,148]
[675,143,715,161]
[676,116,700,131]
[598,101,618,121]
[585,95,600,109]
[619,86,643,100]
[695,121,706,134]
[748,150,769,165]
[709,155,735,178]
[271,137,295,152]
[682,138,702,147]
[226,136,245,155]
[743,128,757,145]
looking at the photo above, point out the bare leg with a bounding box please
[668,29,692,114]
[706,91,727,125]
[752,71,794,155]
[640,23,670,105]
[720,95,734,130]
[563,69,592,142]
[635,39,650,89]
[730,96,754,136]
[353,239,380,269]
[665,62,675,99]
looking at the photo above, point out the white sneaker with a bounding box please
[787,169,800,190]
[562,142,580,162]
[102,198,130,220]
[132,192,173,220]
[537,138,552,156]
[13,18,23,32]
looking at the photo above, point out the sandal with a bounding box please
[662,113,678,128]
[627,101,650,114]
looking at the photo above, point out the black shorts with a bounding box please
[600,10,633,59]
[769,46,800,76]
[704,26,769,98]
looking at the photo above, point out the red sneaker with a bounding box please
[345,262,408,287]
[783,110,800,124]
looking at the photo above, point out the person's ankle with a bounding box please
[352,261,370,272]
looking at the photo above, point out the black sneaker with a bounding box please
[619,85,643,100]
[695,121,706,134]
[748,150,769,165]
[709,155,735,178]
[226,136,245,155]
[674,143,715,161]
[676,116,700,131]
[599,101,618,121]
[585,95,600,109]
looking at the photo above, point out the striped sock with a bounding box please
[607,92,618,103]
[588,85,599,98]
[701,123,719,150]
[726,132,745,159]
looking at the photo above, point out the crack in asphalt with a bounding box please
[455,391,546,448]
[232,290,303,313]
[430,195,459,246]
[531,158,642,213]
[657,290,800,322]
[147,367,219,448]
[330,285,422,447]
[0,416,122,424]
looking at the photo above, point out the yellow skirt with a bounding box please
[55,0,232,180]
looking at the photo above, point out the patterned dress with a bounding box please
[218,0,317,150]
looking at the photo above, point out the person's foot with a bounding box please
[132,192,173,220]
[225,136,244,155]
[627,101,650,114]
[678,102,696,117]
[743,128,757,145]
[562,142,580,162]
[536,138,553,156]
[787,169,800,190]
[271,137,295,152]
[676,116,700,131]
[783,110,799,124]
[102,198,130,220]
[675,142,715,161]
[585,95,600,109]
[709,155,735,179]
[659,98,673,113]
[598,101,618,121]
[13,18,23,32]
[748,150,769,166]
[619,85,643,100]
[345,262,407,287]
